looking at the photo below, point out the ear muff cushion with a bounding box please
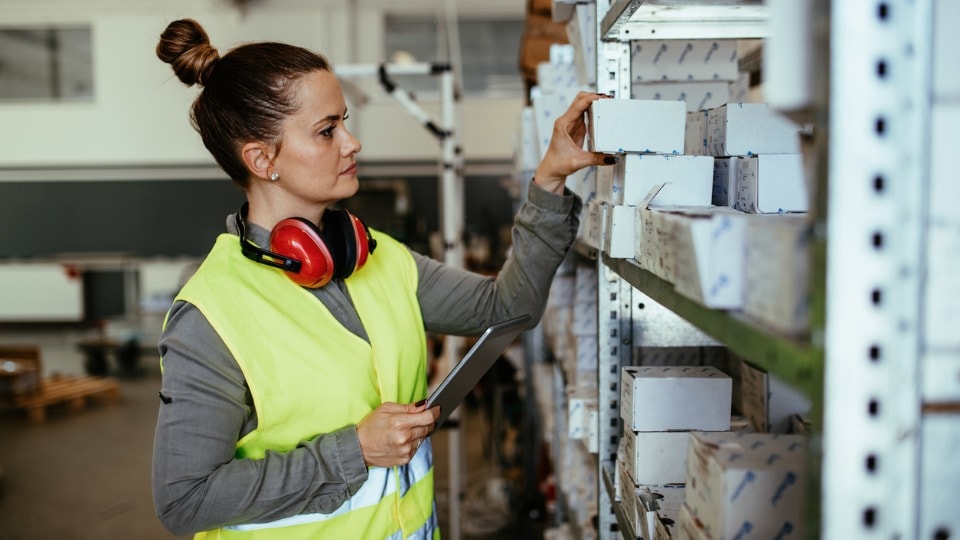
[321,210,358,279]
[270,218,335,288]
[350,214,371,269]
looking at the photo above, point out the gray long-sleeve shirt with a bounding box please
[152,182,580,535]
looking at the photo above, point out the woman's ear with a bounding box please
[241,141,275,181]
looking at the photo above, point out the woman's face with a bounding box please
[272,69,361,208]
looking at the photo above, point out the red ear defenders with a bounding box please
[236,203,377,288]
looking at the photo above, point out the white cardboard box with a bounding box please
[622,429,694,485]
[685,432,808,540]
[567,4,597,86]
[668,206,747,309]
[636,206,678,283]
[712,156,738,207]
[588,99,685,154]
[600,154,714,206]
[621,365,732,432]
[735,154,808,214]
[631,81,731,112]
[631,39,739,82]
[685,110,710,156]
[739,360,812,434]
[639,484,686,540]
[679,503,711,540]
[603,204,637,259]
[706,103,801,156]
[579,199,607,249]
[743,213,811,336]
[566,166,597,205]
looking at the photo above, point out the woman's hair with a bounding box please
[156,19,331,187]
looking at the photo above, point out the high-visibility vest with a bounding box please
[171,230,435,539]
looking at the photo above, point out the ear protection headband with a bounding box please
[236,203,376,288]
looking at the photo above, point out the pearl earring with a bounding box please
[270,172,279,181]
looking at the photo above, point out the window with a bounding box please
[384,17,524,96]
[0,26,93,102]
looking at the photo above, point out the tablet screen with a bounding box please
[426,314,531,427]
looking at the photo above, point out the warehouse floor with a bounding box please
[0,326,545,539]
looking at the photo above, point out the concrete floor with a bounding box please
[0,326,543,539]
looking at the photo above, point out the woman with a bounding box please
[153,18,612,539]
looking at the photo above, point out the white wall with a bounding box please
[0,0,525,169]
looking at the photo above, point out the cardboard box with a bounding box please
[735,154,808,214]
[588,99,686,154]
[566,4,596,86]
[685,432,808,540]
[600,154,714,207]
[632,80,731,112]
[669,206,747,309]
[622,429,693,485]
[621,366,732,432]
[567,385,597,439]
[706,103,801,156]
[743,214,811,336]
[618,457,644,533]
[678,503,711,540]
[712,156,738,207]
[685,110,710,156]
[579,199,607,249]
[739,360,812,434]
[631,39,739,82]
[639,484,686,540]
[603,204,637,259]
[636,206,678,282]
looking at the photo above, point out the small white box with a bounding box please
[567,4,597,86]
[618,456,643,533]
[685,110,710,156]
[735,154,808,214]
[566,165,597,205]
[739,360,812,434]
[631,39,739,82]
[588,99,686,154]
[621,365,732,432]
[632,81,731,111]
[670,207,747,309]
[707,103,801,156]
[603,204,637,259]
[622,430,693,486]
[600,154,714,206]
[743,214,811,336]
[579,200,607,249]
[567,387,597,439]
[595,164,617,204]
[586,403,599,453]
[712,156,738,207]
[685,432,808,540]
[575,335,597,374]
[514,107,539,174]
[636,206,678,283]
[639,484,686,540]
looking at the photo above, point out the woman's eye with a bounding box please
[319,127,334,137]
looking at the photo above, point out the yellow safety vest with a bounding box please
[173,231,436,539]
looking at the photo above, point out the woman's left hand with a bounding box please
[356,401,439,467]
[534,91,618,194]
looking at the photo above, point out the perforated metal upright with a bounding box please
[821,0,959,538]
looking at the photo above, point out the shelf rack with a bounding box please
[543,1,954,538]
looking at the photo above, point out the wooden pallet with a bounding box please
[11,375,120,424]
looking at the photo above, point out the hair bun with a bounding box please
[156,19,219,87]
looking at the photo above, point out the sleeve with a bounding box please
[414,180,582,336]
[152,301,369,536]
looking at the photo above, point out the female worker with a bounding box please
[152,18,613,539]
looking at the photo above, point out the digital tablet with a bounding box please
[426,314,532,427]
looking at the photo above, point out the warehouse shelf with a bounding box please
[599,0,768,42]
[601,255,823,399]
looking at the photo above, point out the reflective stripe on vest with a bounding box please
[224,440,435,536]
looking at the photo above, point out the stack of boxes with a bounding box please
[630,39,744,113]
[617,366,732,538]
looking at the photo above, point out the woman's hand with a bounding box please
[356,401,440,467]
[534,91,618,195]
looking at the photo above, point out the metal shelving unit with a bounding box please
[585,0,957,539]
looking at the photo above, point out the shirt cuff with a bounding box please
[526,178,583,216]
[336,426,369,490]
